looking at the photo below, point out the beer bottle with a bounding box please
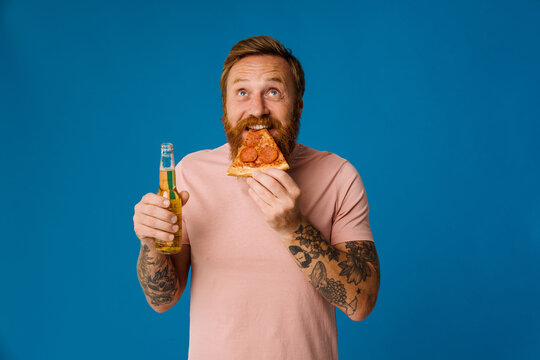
[155,143,182,255]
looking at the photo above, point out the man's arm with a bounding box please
[286,222,379,321]
[247,168,380,321]
[134,192,191,313]
[137,241,191,313]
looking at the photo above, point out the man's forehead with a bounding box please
[228,55,291,84]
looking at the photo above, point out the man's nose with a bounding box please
[248,94,269,118]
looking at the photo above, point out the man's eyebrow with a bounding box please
[265,76,284,84]
[231,77,285,85]
[232,78,248,84]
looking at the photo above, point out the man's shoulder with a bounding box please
[174,144,230,178]
[178,144,229,164]
[294,143,351,171]
[294,144,366,188]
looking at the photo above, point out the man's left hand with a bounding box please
[246,168,304,238]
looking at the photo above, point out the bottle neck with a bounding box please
[159,145,176,190]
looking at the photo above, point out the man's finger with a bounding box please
[138,204,178,223]
[262,168,300,194]
[252,171,288,199]
[137,213,178,234]
[136,223,175,242]
[142,193,172,208]
[180,191,190,206]
[248,177,275,206]
[248,187,273,213]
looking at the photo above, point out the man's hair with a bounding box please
[220,35,305,105]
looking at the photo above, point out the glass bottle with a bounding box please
[155,143,182,255]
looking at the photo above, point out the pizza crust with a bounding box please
[227,161,290,177]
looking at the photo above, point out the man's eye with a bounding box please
[268,89,280,97]
[238,90,247,96]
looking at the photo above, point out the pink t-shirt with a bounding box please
[176,143,374,360]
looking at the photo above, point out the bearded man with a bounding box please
[133,35,380,360]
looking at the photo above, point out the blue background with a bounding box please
[1,0,539,359]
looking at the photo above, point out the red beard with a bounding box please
[222,111,300,163]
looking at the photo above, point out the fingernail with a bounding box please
[164,200,170,206]
[172,225,179,232]
[169,234,174,240]
[171,216,178,223]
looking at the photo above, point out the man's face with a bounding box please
[222,55,303,160]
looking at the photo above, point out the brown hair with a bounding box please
[220,35,305,105]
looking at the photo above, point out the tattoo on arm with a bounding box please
[292,224,341,262]
[311,261,358,315]
[288,245,312,268]
[338,241,380,285]
[289,223,379,315]
[137,244,178,306]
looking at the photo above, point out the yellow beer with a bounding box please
[155,143,182,255]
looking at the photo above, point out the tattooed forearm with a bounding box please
[288,245,312,268]
[288,223,380,318]
[292,224,341,262]
[311,261,358,315]
[338,241,380,285]
[137,244,179,306]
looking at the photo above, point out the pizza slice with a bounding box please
[227,128,290,177]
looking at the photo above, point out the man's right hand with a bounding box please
[133,192,190,245]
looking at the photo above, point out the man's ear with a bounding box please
[222,99,227,118]
[297,98,304,118]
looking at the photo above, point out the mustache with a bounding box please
[235,115,283,131]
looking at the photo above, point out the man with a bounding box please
[133,35,380,359]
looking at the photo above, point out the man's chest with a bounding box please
[183,171,337,266]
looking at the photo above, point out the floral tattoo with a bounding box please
[293,224,340,262]
[338,241,380,285]
[289,222,380,315]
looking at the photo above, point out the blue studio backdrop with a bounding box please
[1,0,539,359]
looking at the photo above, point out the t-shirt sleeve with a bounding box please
[330,161,374,245]
[175,161,190,245]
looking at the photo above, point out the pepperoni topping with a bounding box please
[244,130,261,147]
[240,147,258,162]
[259,146,278,164]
